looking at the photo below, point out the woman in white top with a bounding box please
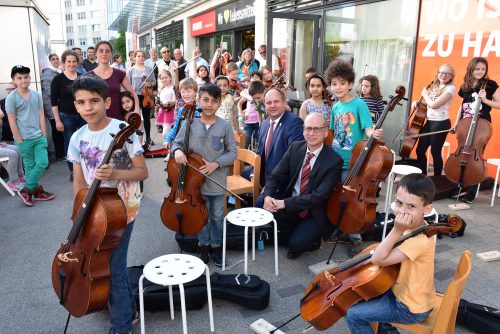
[415,64,456,176]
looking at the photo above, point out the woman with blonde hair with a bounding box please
[414,63,456,176]
[237,48,259,83]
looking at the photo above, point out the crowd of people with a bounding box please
[1,38,499,334]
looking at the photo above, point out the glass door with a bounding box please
[267,12,320,100]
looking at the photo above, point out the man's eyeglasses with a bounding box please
[161,50,170,54]
[303,126,326,133]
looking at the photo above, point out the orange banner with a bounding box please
[412,0,500,176]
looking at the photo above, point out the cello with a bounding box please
[300,216,463,331]
[327,86,406,234]
[51,113,142,317]
[444,90,491,186]
[161,103,209,234]
[399,81,432,158]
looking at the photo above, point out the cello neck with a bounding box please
[337,225,429,272]
[67,135,118,244]
[465,95,482,147]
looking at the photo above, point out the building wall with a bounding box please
[63,0,109,57]
[0,2,50,95]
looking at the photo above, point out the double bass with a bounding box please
[161,103,208,234]
[327,86,406,234]
[399,81,432,158]
[444,90,491,186]
[51,113,142,317]
[300,217,462,331]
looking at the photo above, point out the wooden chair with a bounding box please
[225,149,261,214]
[229,131,246,175]
[371,250,472,334]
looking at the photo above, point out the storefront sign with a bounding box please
[191,10,216,37]
[412,0,500,175]
[216,0,255,31]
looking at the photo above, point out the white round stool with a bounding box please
[139,254,214,334]
[382,165,422,240]
[426,141,451,173]
[223,207,279,276]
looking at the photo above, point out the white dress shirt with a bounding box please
[292,144,323,197]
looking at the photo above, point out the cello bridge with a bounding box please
[343,186,356,193]
[175,198,187,204]
[58,252,79,263]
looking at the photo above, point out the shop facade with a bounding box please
[190,0,257,61]
[268,0,500,164]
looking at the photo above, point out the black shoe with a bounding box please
[199,245,210,264]
[211,246,224,267]
[287,249,302,259]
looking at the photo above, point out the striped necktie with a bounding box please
[299,152,314,219]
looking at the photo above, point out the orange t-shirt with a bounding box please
[392,230,436,314]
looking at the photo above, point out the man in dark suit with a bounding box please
[256,88,304,187]
[258,113,343,259]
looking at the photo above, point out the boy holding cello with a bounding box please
[172,84,237,267]
[346,173,436,333]
[68,76,148,334]
[324,59,383,257]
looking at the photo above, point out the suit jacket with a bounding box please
[262,141,343,240]
[257,111,304,186]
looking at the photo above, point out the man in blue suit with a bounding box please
[257,88,304,187]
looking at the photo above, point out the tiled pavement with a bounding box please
[1,152,498,333]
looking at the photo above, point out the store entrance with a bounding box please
[234,27,255,58]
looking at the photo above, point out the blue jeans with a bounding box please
[109,222,136,334]
[60,112,86,172]
[346,289,432,334]
[244,123,259,149]
[198,195,225,247]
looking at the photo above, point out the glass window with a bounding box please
[77,0,85,6]
[79,38,86,46]
[67,39,74,46]
[90,10,99,19]
[65,14,72,21]
[323,0,419,145]
[77,12,86,20]
[67,26,73,34]
[93,37,100,44]
[92,24,100,32]
[65,1,71,8]
[78,25,86,33]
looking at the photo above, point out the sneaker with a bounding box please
[15,177,25,189]
[211,246,225,268]
[199,245,210,264]
[7,181,21,192]
[18,188,34,206]
[32,185,55,201]
[462,191,475,204]
[349,240,364,258]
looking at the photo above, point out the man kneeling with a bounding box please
[258,113,343,259]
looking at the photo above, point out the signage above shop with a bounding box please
[191,10,216,37]
[216,0,255,31]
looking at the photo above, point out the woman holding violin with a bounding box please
[127,50,157,147]
[414,64,456,176]
[451,57,500,203]
[209,48,233,81]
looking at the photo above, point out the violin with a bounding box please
[160,103,208,234]
[300,216,462,331]
[327,86,406,234]
[444,89,491,186]
[51,114,142,317]
[399,81,432,158]
[141,74,155,109]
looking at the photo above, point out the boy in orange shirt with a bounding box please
[346,173,436,333]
